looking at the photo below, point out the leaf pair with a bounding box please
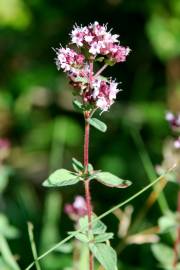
[43,169,131,189]
[70,215,117,270]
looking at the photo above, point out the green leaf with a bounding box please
[43,169,80,187]
[0,166,11,193]
[105,58,116,66]
[0,235,21,270]
[74,233,89,243]
[0,214,19,239]
[73,99,83,112]
[95,172,131,188]
[151,243,174,266]
[95,233,114,243]
[79,215,107,235]
[88,118,107,132]
[72,158,84,172]
[96,56,104,62]
[89,243,117,270]
[74,76,88,84]
[158,213,178,233]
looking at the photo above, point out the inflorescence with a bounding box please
[55,22,130,112]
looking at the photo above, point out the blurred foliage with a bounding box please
[0,0,180,269]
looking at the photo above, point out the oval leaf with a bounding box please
[43,169,79,187]
[90,243,117,270]
[73,100,83,112]
[95,172,131,188]
[88,118,107,132]
[151,243,174,266]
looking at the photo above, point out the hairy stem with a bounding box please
[173,189,180,269]
[84,112,93,270]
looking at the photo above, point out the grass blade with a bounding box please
[27,222,41,270]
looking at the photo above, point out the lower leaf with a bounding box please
[89,243,117,270]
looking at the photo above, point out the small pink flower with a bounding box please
[89,42,101,55]
[174,137,180,149]
[111,45,130,63]
[165,112,174,122]
[91,78,120,111]
[0,139,10,150]
[71,25,88,47]
[55,47,85,72]
[64,196,87,221]
[165,112,180,129]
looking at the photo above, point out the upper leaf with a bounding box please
[95,172,131,188]
[88,118,107,132]
[72,158,84,172]
[73,100,83,112]
[89,243,117,270]
[42,169,80,187]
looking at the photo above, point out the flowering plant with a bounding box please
[42,22,131,270]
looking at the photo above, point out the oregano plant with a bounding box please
[42,22,131,270]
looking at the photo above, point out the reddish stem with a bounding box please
[173,190,180,269]
[94,63,108,78]
[84,112,93,270]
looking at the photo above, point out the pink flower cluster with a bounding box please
[55,22,130,112]
[70,22,130,61]
[55,47,85,73]
[64,196,87,221]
